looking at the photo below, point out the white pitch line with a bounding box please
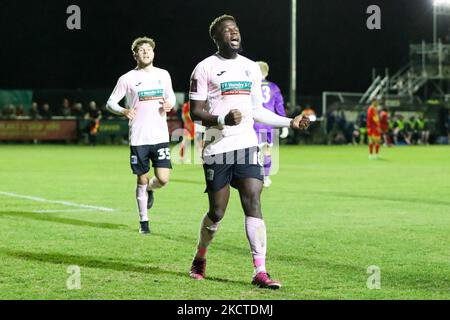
[32,209,95,213]
[0,191,114,212]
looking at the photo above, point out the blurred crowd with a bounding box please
[326,109,432,146]
[0,98,112,121]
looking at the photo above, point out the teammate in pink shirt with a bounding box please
[106,37,176,234]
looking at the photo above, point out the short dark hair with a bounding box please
[209,14,236,40]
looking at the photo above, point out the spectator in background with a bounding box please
[40,103,53,119]
[436,106,449,144]
[333,111,347,145]
[379,107,391,146]
[85,101,102,146]
[5,104,17,119]
[1,104,16,119]
[405,116,416,144]
[325,108,336,144]
[393,114,410,145]
[357,109,367,145]
[59,98,72,117]
[99,103,114,120]
[71,102,84,118]
[30,102,41,119]
[415,114,430,145]
[326,109,347,145]
[85,101,102,120]
[16,104,26,117]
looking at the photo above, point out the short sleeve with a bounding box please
[251,63,263,107]
[189,62,208,101]
[163,70,177,107]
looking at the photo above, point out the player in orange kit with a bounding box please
[379,107,392,147]
[367,98,381,159]
[180,101,195,162]
[180,101,204,163]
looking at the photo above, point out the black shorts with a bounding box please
[203,147,263,193]
[130,143,172,176]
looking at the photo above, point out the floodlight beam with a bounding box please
[434,0,450,7]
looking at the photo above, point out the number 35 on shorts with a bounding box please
[157,148,171,160]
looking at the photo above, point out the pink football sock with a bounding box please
[245,216,267,273]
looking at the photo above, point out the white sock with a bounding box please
[136,184,148,222]
[245,216,267,273]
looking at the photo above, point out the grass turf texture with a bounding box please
[0,144,449,300]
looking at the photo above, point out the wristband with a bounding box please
[217,114,226,126]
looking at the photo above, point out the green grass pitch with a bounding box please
[0,144,449,299]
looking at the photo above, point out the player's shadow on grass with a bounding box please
[0,211,128,230]
[1,249,249,286]
[152,232,250,256]
[153,231,326,267]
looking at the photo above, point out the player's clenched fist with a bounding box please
[225,109,242,126]
[122,109,137,120]
[290,114,310,130]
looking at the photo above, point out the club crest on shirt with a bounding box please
[245,70,251,77]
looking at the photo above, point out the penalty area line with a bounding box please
[0,191,115,212]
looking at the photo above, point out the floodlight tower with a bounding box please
[433,0,450,47]
[289,0,297,112]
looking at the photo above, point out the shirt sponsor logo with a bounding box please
[220,81,252,96]
[138,89,164,101]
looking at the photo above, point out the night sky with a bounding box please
[0,0,440,96]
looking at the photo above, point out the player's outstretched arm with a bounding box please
[253,105,310,130]
[190,100,242,127]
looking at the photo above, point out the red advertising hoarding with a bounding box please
[0,120,77,141]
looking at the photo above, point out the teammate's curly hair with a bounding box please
[131,37,156,53]
[209,14,236,40]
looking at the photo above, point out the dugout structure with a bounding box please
[321,36,450,143]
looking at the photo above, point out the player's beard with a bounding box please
[138,59,153,69]
[222,42,243,55]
